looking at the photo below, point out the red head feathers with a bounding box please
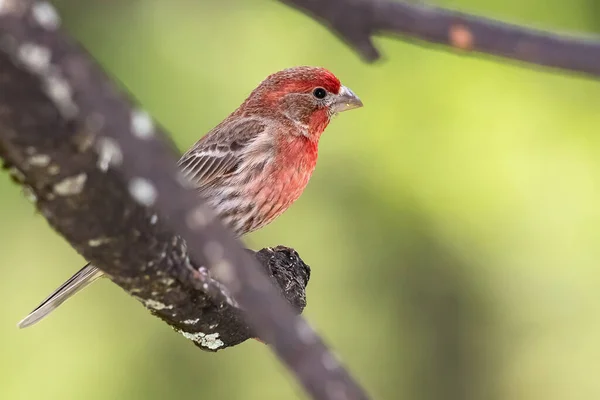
[240,66,360,139]
[265,66,342,95]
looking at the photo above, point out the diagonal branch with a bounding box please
[1,0,311,351]
[281,0,600,78]
[0,1,369,400]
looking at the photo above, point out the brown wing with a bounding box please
[177,117,266,188]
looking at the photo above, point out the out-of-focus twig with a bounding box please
[281,0,600,78]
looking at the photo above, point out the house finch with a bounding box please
[18,66,362,328]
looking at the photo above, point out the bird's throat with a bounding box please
[307,108,331,141]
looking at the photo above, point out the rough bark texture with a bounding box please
[0,2,312,352]
[0,2,369,400]
[282,0,600,78]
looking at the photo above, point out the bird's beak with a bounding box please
[332,85,363,113]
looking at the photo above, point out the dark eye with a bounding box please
[312,87,327,99]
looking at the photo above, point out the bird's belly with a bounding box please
[245,165,312,232]
[207,146,317,236]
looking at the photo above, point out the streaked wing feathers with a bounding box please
[178,144,240,186]
[177,118,266,187]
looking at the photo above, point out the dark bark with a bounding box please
[0,2,369,400]
[282,0,600,79]
[0,0,313,352]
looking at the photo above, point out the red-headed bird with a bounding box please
[18,66,362,328]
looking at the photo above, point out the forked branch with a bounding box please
[282,0,600,78]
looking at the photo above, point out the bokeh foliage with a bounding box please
[3,1,600,399]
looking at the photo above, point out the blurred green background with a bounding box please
[3,0,600,399]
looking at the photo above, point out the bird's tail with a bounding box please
[17,263,104,329]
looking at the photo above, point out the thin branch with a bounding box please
[281,0,600,78]
[0,2,369,400]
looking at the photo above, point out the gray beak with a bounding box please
[332,85,363,113]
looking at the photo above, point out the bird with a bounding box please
[18,66,363,329]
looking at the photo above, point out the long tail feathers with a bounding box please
[17,263,104,329]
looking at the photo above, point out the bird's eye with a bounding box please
[312,87,327,99]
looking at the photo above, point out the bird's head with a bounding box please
[243,66,363,140]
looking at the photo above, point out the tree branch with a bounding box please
[281,0,600,78]
[0,1,369,400]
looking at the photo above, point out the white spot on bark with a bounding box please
[8,167,25,182]
[186,204,215,229]
[22,186,37,203]
[48,164,60,175]
[160,277,175,286]
[296,318,317,344]
[31,2,61,30]
[53,173,87,196]
[145,299,173,310]
[197,266,209,275]
[129,178,157,206]
[75,133,95,153]
[88,237,111,247]
[214,260,235,284]
[96,137,122,171]
[0,0,18,15]
[183,318,200,325]
[204,241,224,264]
[150,214,158,225]
[209,323,218,329]
[40,207,53,219]
[131,109,154,139]
[28,153,51,167]
[18,43,51,74]
[180,331,224,350]
[43,75,78,118]
[322,352,340,371]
